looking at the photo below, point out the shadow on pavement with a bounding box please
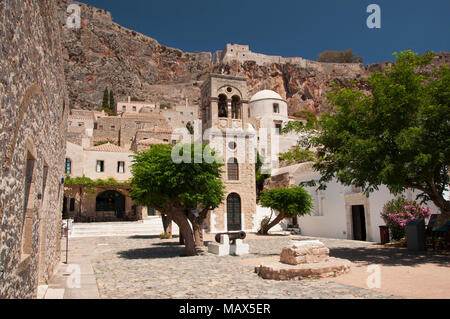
[117,246,187,259]
[330,246,450,267]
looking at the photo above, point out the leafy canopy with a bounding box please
[130,144,225,210]
[313,50,449,204]
[259,187,313,216]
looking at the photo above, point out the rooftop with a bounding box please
[85,143,131,153]
[250,90,284,102]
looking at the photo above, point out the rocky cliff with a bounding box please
[57,0,449,115]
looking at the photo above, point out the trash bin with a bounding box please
[406,219,426,251]
[379,225,389,244]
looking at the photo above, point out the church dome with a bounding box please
[250,90,284,102]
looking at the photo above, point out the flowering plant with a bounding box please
[380,197,432,240]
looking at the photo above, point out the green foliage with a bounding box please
[293,110,317,123]
[94,139,117,146]
[279,145,316,165]
[259,187,313,217]
[109,90,116,115]
[102,87,109,110]
[64,175,131,187]
[159,232,172,239]
[101,87,116,115]
[255,152,271,198]
[130,97,145,102]
[64,175,131,196]
[318,49,363,63]
[130,144,225,211]
[312,50,449,219]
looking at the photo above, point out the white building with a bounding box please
[255,162,441,243]
[248,90,304,170]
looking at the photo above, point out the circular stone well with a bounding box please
[255,240,352,280]
[255,257,352,280]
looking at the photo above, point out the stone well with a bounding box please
[255,240,352,280]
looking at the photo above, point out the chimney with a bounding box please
[128,96,131,103]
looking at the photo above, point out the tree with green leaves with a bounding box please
[258,187,313,235]
[102,87,109,111]
[255,152,271,199]
[310,50,449,228]
[318,49,363,63]
[130,143,225,256]
[109,90,116,115]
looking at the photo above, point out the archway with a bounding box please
[96,190,126,219]
[218,94,228,118]
[231,96,241,119]
[227,193,242,231]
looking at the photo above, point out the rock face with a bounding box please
[53,1,368,115]
[56,0,212,110]
[56,1,450,116]
[280,240,330,265]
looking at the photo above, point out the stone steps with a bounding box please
[70,219,179,238]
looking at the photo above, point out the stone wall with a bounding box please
[0,0,68,298]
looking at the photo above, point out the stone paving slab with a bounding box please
[64,234,399,299]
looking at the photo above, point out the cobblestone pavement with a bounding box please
[66,233,401,299]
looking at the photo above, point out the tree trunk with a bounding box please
[187,214,205,248]
[424,187,450,229]
[170,212,196,256]
[161,214,172,238]
[258,212,286,235]
[434,207,450,230]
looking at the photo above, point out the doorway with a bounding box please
[96,190,126,219]
[352,205,367,241]
[227,193,242,231]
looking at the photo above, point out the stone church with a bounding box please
[201,74,257,233]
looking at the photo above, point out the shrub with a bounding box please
[159,232,172,240]
[381,197,432,241]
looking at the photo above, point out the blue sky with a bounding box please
[78,0,450,64]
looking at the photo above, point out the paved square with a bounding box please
[64,234,403,299]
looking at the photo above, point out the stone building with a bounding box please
[201,74,257,233]
[64,104,183,222]
[0,0,68,298]
[64,141,141,222]
[116,96,199,133]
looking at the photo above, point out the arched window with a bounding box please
[227,193,242,231]
[218,94,228,118]
[231,96,241,119]
[227,158,239,180]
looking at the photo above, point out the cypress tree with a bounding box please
[109,90,116,115]
[102,88,109,111]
